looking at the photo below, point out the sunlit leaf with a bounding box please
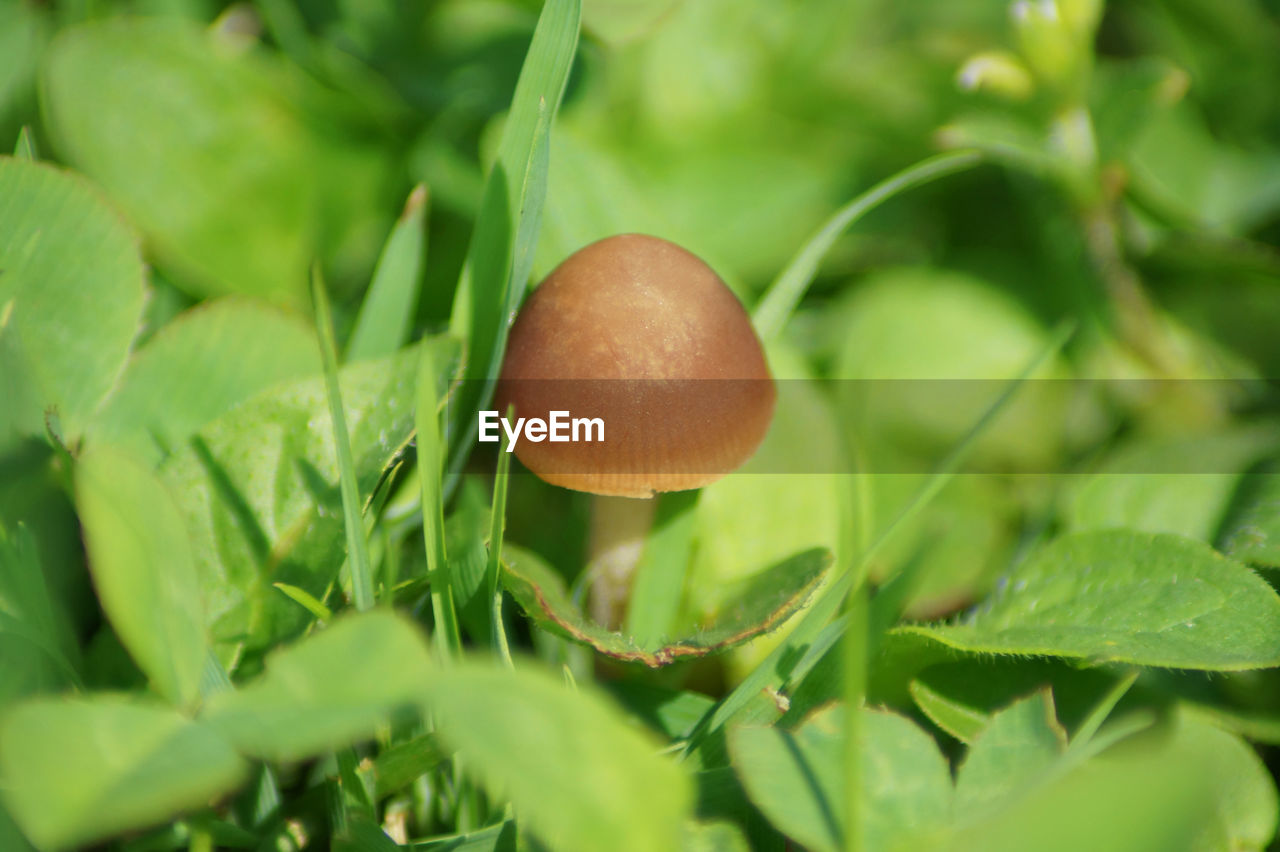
[424,659,691,852]
[160,338,458,663]
[42,19,387,307]
[91,297,320,466]
[944,715,1277,852]
[347,185,428,363]
[0,696,245,851]
[903,531,1280,669]
[731,705,952,852]
[0,525,79,706]
[0,157,144,442]
[954,690,1066,814]
[1218,464,1280,568]
[76,446,209,708]
[503,545,829,667]
[201,611,432,761]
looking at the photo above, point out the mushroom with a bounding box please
[496,233,775,625]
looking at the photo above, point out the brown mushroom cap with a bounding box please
[496,234,775,497]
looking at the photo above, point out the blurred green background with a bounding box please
[4,0,1276,345]
[4,0,1280,848]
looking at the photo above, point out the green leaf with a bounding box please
[1066,427,1279,542]
[905,658,1117,745]
[0,157,145,442]
[0,2,46,130]
[271,582,333,622]
[0,802,35,852]
[1091,58,1191,164]
[42,19,386,307]
[730,711,842,852]
[681,820,750,852]
[626,491,699,646]
[416,334,461,658]
[76,446,209,708]
[908,678,989,744]
[91,297,321,466]
[12,127,35,161]
[943,714,1277,852]
[200,611,432,761]
[902,530,1280,670]
[334,820,401,852]
[0,524,80,705]
[372,733,446,798]
[603,680,716,741]
[0,696,246,851]
[503,545,830,667]
[411,821,517,851]
[1162,716,1279,851]
[691,765,788,848]
[443,478,493,639]
[1128,102,1280,234]
[445,0,580,481]
[833,267,1067,471]
[347,185,428,362]
[1180,700,1280,746]
[312,270,374,612]
[159,339,458,661]
[1218,464,1280,568]
[730,705,952,852]
[423,659,692,852]
[954,690,1066,815]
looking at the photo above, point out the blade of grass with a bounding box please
[840,523,937,852]
[681,320,1076,758]
[486,411,514,668]
[200,651,285,828]
[337,748,376,822]
[313,267,375,612]
[198,650,234,700]
[188,825,212,852]
[380,526,401,603]
[843,580,868,852]
[347,185,429,362]
[13,127,37,160]
[752,150,983,339]
[327,748,379,844]
[624,491,699,646]
[1066,669,1140,758]
[245,765,283,831]
[839,445,869,852]
[273,582,334,622]
[373,734,447,798]
[444,0,581,489]
[416,339,461,659]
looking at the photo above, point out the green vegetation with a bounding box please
[3,0,1280,849]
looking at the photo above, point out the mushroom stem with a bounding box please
[586,494,657,628]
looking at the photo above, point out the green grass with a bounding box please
[444,0,581,489]
[415,334,461,660]
[752,149,984,340]
[486,416,514,668]
[313,266,376,613]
